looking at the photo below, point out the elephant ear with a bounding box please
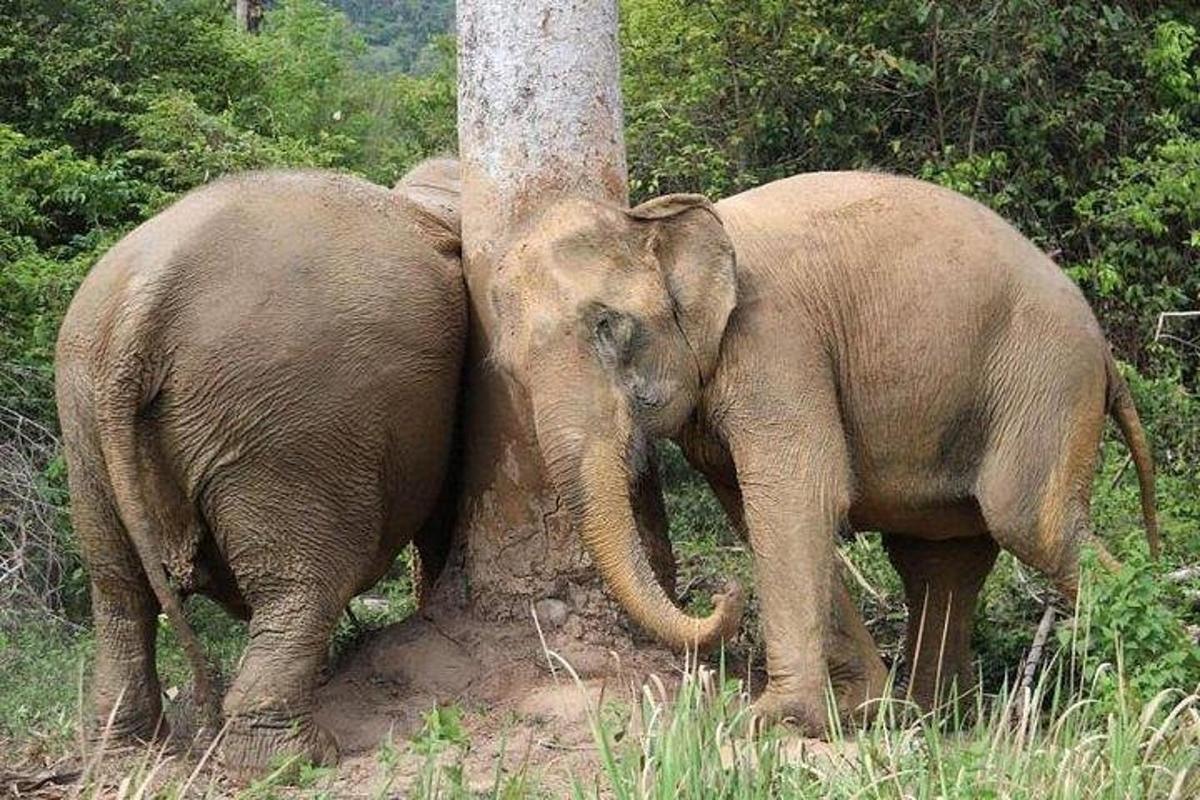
[625,194,737,384]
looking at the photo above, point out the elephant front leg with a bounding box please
[689,442,885,725]
[731,426,850,737]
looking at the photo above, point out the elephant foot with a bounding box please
[92,691,168,747]
[828,653,889,727]
[832,679,887,728]
[220,710,338,780]
[751,687,830,739]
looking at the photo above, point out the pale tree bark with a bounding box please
[426,0,675,644]
[235,0,263,34]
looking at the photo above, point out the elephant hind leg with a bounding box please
[826,576,890,723]
[67,446,165,743]
[974,390,1105,601]
[208,485,368,776]
[883,533,998,712]
[220,598,341,776]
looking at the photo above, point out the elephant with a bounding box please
[54,161,464,774]
[400,160,889,717]
[484,170,1158,733]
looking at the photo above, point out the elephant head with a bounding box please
[489,193,743,650]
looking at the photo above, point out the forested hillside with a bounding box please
[2,1,1198,792]
[329,0,453,72]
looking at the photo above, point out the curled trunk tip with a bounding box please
[693,579,745,651]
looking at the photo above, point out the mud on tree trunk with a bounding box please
[420,0,677,647]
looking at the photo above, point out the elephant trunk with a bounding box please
[538,412,743,652]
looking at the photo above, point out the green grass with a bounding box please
[45,638,1200,799]
[3,411,1197,797]
[0,621,91,747]
[570,654,1200,799]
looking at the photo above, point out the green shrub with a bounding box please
[1065,547,1200,705]
[622,1,1200,385]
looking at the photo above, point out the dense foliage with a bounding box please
[622,0,1200,375]
[329,0,454,72]
[6,0,1196,416]
[0,0,454,420]
[1,0,1197,754]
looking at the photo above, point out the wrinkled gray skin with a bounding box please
[54,162,464,774]
[488,172,1157,733]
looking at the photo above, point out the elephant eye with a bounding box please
[595,314,613,341]
[594,308,622,349]
[592,308,630,364]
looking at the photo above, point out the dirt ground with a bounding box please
[1,610,716,798]
[311,610,681,797]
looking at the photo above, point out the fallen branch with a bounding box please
[1166,564,1200,584]
[1018,603,1058,699]
[1153,310,1200,342]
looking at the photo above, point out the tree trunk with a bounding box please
[428,0,675,645]
[235,0,263,34]
[314,7,675,751]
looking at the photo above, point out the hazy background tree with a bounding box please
[235,0,264,32]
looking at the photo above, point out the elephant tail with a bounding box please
[1104,352,1160,559]
[96,341,217,719]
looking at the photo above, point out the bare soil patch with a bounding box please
[315,609,680,797]
[3,609,692,798]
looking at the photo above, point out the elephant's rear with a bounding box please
[59,170,465,598]
[154,173,465,578]
[54,167,466,768]
[161,172,467,771]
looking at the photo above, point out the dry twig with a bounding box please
[0,396,76,625]
[1015,603,1058,716]
[1153,310,1200,354]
